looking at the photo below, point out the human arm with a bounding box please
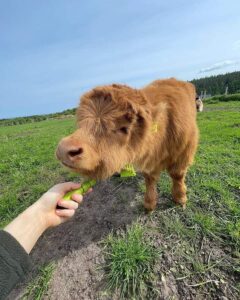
[4,182,83,254]
[0,182,85,299]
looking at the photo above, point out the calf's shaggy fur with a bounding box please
[56,78,199,210]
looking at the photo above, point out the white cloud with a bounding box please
[199,60,238,73]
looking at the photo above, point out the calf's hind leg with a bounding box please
[168,136,198,208]
[168,167,188,207]
[143,173,158,211]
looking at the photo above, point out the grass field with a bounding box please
[0,101,239,299]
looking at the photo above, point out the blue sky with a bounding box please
[1,0,240,118]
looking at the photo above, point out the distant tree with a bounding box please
[0,107,77,127]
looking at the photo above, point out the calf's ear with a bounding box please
[124,102,137,123]
[125,102,151,128]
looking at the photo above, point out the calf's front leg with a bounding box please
[143,173,158,211]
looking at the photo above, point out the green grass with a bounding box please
[0,119,80,227]
[204,100,240,111]
[22,263,55,300]
[103,224,158,299]
[193,107,240,247]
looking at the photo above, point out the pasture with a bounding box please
[0,101,239,299]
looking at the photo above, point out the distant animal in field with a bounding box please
[196,96,204,112]
[56,78,199,211]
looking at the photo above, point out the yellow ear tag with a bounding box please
[151,122,158,133]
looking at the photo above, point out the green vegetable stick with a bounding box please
[120,164,136,178]
[63,180,96,200]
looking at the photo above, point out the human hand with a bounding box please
[4,182,92,254]
[36,182,89,228]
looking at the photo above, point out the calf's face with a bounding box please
[56,86,150,179]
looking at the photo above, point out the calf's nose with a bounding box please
[56,139,84,163]
[68,147,83,159]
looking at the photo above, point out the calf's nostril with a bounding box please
[68,148,83,158]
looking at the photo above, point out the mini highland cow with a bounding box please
[56,78,199,210]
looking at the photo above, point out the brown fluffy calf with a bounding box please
[56,78,199,210]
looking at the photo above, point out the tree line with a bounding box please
[0,108,76,127]
[191,71,240,96]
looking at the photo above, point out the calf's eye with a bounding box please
[119,127,128,134]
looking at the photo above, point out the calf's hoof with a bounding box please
[173,195,187,210]
[144,199,157,212]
